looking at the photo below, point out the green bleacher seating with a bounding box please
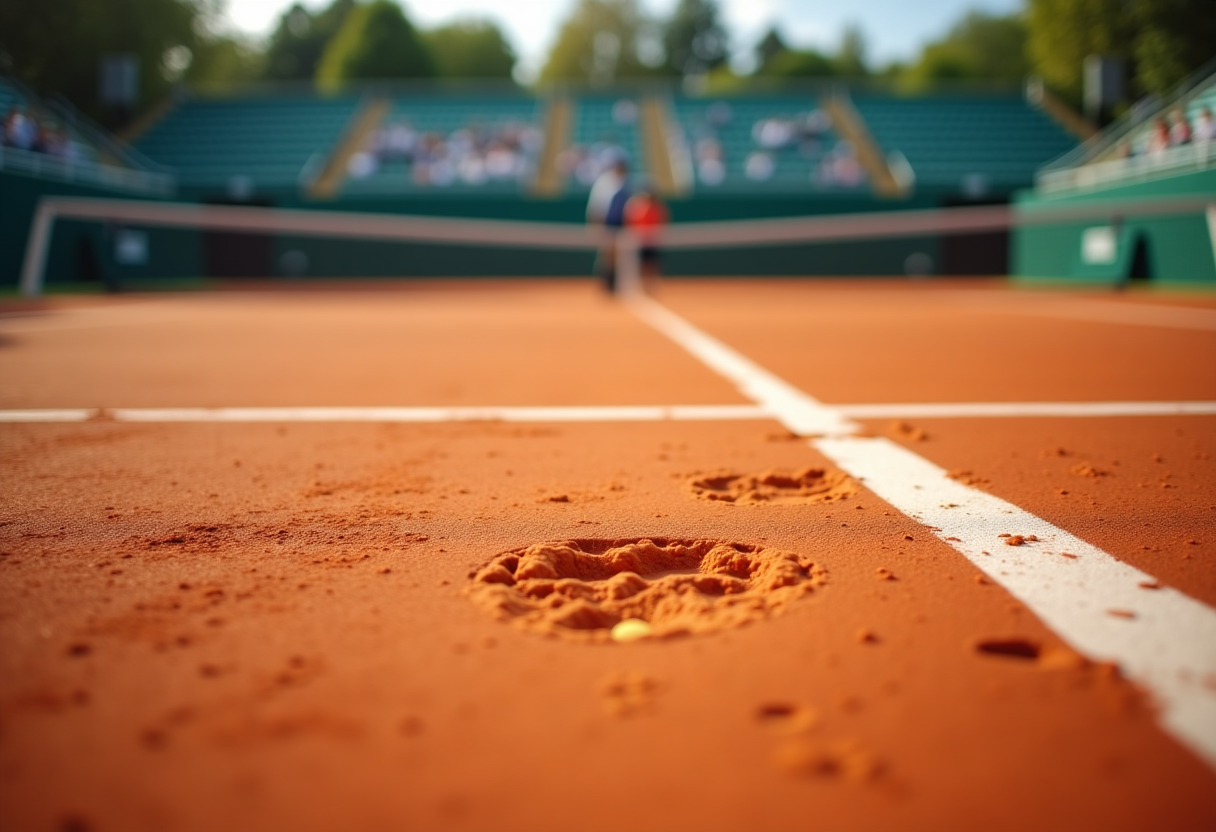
[566,96,644,188]
[342,95,541,194]
[851,94,1075,193]
[135,95,361,192]
[671,95,861,191]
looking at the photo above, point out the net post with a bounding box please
[616,231,642,297]
[20,198,57,298]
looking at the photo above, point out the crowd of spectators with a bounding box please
[685,102,865,188]
[1122,105,1216,158]
[559,141,632,187]
[348,117,542,187]
[559,98,638,188]
[2,104,81,161]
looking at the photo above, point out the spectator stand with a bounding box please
[338,94,543,196]
[851,89,1076,202]
[133,89,362,200]
[1037,63,1216,196]
[668,94,869,194]
[0,72,174,197]
[560,95,646,190]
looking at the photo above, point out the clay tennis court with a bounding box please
[2,278,1215,831]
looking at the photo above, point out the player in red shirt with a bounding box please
[623,187,669,288]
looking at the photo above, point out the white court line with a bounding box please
[627,300,855,436]
[624,293,1216,770]
[836,401,1216,419]
[2,401,1215,423]
[0,409,98,422]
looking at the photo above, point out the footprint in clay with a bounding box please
[465,538,827,642]
[686,467,856,505]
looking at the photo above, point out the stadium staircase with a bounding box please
[821,92,909,198]
[306,96,392,199]
[533,97,572,196]
[639,96,681,196]
[1024,80,1097,141]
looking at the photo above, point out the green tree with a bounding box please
[761,49,837,79]
[751,24,868,79]
[424,19,516,79]
[663,0,729,76]
[186,35,265,90]
[753,27,788,73]
[1028,0,1216,100]
[1026,0,1133,101]
[1129,0,1216,95]
[0,0,210,120]
[263,0,355,82]
[316,0,435,90]
[835,24,869,76]
[904,11,1028,88]
[540,0,660,83]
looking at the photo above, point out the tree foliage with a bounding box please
[186,35,264,90]
[753,28,788,73]
[540,0,662,83]
[762,49,837,79]
[663,0,728,77]
[424,19,516,79]
[1126,0,1216,95]
[902,11,1028,88]
[1026,0,1133,100]
[0,0,211,119]
[316,0,434,90]
[263,0,355,82]
[751,24,869,79]
[1027,0,1216,100]
[835,25,869,77]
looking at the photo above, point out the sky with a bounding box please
[222,0,1024,81]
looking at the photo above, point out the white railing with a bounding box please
[0,143,176,196]
[1037,140,1216,194]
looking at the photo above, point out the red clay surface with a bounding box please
[1,279,1214,832]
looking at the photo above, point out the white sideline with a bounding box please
[2,401,1215,423]
[837,401,1216,419]
[625,293,1216,770]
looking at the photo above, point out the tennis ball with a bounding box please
[610,618,653,642]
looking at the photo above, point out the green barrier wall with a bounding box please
[5,172,955,286]
[1012,168,1216,284]
[0,171,194,289]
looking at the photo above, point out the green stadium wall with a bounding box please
[4,180,950,287]
[0,171,200,290]
[1012,169,1216,285]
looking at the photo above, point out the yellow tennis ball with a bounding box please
[610,618,653,642]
